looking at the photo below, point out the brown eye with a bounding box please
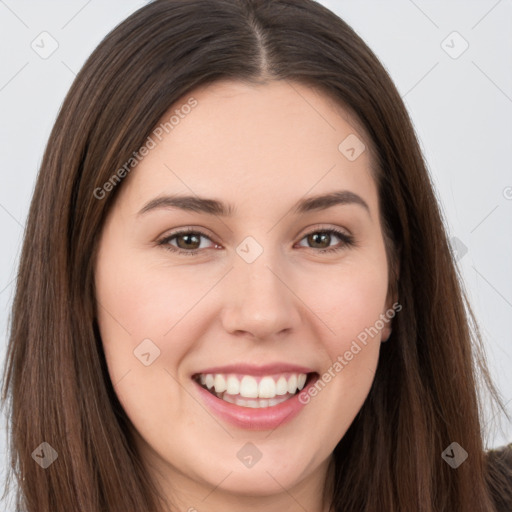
[174,232,202,250]
[297,228,354,254]
[159,229,216,255]
[158,227,354,257]
[306,231,332,249]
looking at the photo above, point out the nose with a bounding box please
[220,247,302,341]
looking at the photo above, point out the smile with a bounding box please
[191,363,319,430]
[193,372,313,408]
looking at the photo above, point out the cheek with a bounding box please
[94,241,229,427]
[299,254,388,410]
[294,271,386,445]
[95,246,213,357]
[94,250,207,439]
[308,259,389,348]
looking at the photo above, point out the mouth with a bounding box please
[192,371,318,409]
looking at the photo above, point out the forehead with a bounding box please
[120,80,378,214]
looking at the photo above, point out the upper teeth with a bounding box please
[198,373,308,399]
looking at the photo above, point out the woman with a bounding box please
[2,0,511,510]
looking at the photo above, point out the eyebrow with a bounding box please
[137,190,370,217]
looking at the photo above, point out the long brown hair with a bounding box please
[2,0,511,510]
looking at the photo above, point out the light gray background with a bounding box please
[1,0,511,508]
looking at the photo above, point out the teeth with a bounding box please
[276,376,288,395]
[222,394,291,408]
[240,376,259,398]
[205,374,214,389]
[287,374,297,394]
[213,374,227,393]
[197,372,309,399]
[269,396,289,406]
[226,375,240,395]
[258,376,276,398]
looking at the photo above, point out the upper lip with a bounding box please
[192,363,316,377]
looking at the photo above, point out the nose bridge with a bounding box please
[221,235,301,338]
[236,238,286,307]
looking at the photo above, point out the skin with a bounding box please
[94,79,396,512]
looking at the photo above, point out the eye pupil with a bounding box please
[177,233,200,250]
[309,232,330,248]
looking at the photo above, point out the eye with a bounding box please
[157,228,218,256]
[295,227,355,254]
[157,226,355,256]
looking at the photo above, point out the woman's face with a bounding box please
[95,80,395,509]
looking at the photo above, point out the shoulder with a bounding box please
[486,443,512,512]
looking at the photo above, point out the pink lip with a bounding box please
[192,363,315,377]
[193,373,319,431]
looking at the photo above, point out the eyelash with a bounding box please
[157,227,355,256]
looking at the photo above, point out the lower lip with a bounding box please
[193,374,318,431]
